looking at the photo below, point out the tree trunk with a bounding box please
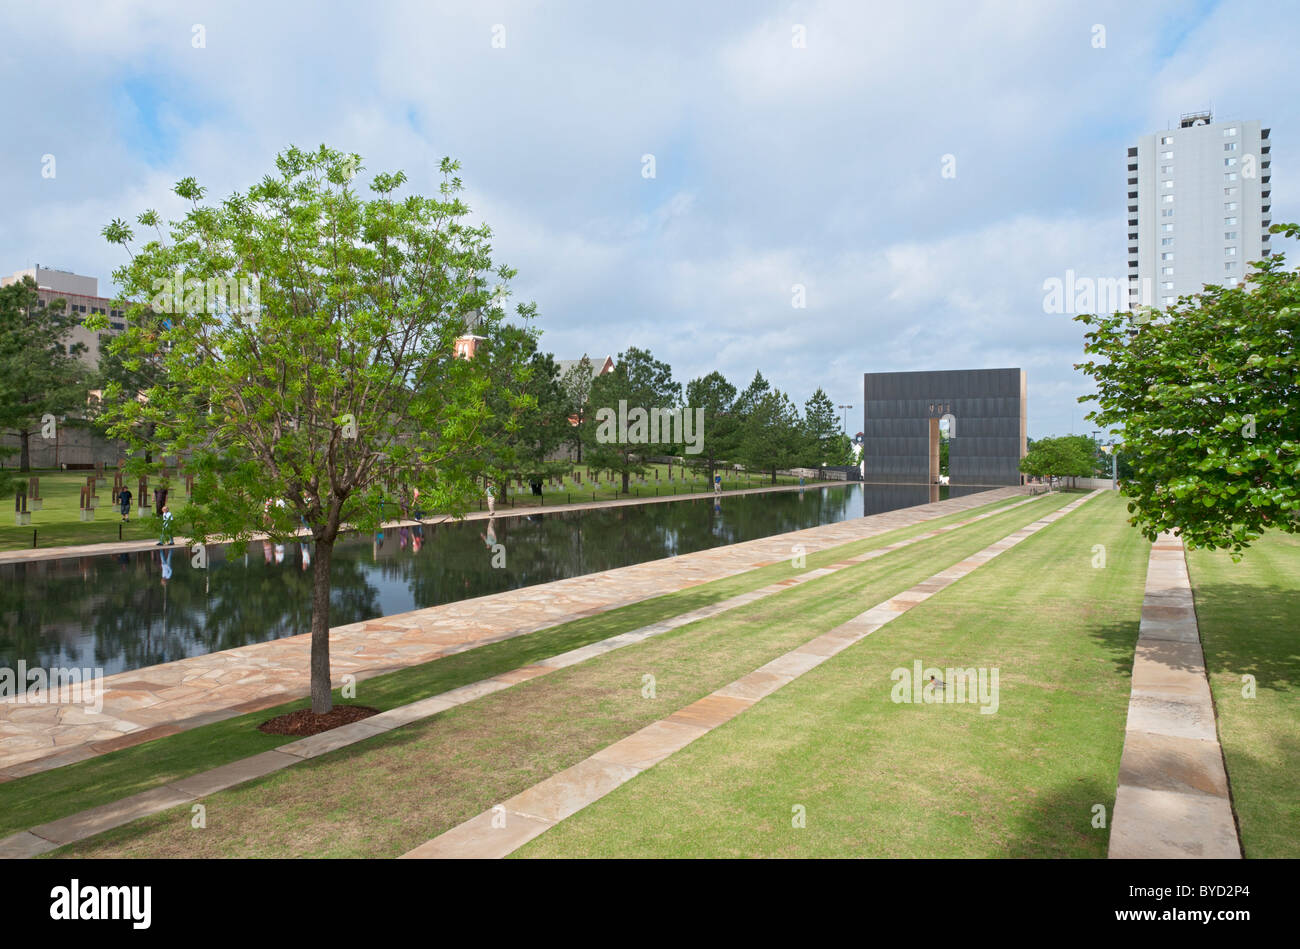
[770,467,777,485]
[310,537,334,715]
[19,428,30,472]
[622,469,629,493]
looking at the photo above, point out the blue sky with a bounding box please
[1,0,1295,438]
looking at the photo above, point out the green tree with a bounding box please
[582,346,681,492]
[95,146,531,714]
[0,277,88,471]
[800,387,841,466]
[739,387,803,483]
[480,329,569,493]
[1019,435,1094,488]
[1076,223,1300,554]
[683,370,739,483]
[560,355,595,463]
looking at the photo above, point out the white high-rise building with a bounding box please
[1127,111,1272,308]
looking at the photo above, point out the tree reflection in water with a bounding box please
[0,483,994,684]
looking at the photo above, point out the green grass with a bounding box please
[516,492,1148,858]
[0,469,191,551]
[1187,533,1300,858]
[0,490,1029,839]
[45,492,1071,857]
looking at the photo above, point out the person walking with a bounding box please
[485,482,496,516]
[156,505,174,546]
[118,486,133,523]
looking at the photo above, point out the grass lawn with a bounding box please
[0,463,812,551]
[0,469,190,551]
[45,492,1073,857]
[0,490,1030,840]
[1187,533,1300,858]
[516,491,1148,858]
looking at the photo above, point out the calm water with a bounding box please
[0,483,995,682]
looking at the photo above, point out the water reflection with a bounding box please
[0,483,997,682]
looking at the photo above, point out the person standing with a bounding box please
[486,482,496,515]
[156,505,174,546]
[118,486,133,523]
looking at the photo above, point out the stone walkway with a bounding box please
[401,491,1102,859]
[0,486,1027,777]
[1107,532,1241,859]
[0,489,1052,858]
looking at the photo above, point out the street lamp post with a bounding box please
[838,404,853,435]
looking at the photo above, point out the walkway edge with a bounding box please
[1107,532,1241,859]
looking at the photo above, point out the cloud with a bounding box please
[0,0,1296,440]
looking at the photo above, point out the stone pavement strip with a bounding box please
[0,489,1053,858]
[401,490,1103,859]
[0,486,1028,777]
[1107,532,1241,859]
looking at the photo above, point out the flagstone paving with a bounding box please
[401,491,1102,859]
[0,486,1027,777]
[1108,533,1241,859]
[0,488,1049,858]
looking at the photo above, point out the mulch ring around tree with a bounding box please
[258,705,380,737]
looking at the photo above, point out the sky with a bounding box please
[1,0,1296,438]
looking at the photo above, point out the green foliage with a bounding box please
[95,145,533,711]
[581,347,681,491]
[737,377,803,483]
[560,355,595,462]
[0,277,89,471]
[1076,223,1300,554]
[800,387,841,466]
[1019,435,1094,483]
[683,370,738,480]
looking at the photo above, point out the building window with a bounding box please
[1161,252,1174,261]
[1224,127,1238,137]
[1162,223,1174,232]
[1225,186,1238,196]
[1224,157,1237,166]
[1225,216,1237,225]
[1160,150,1174,159]
[1225,231,1237,240]
[1225,172,1238,181]
[1161,136,1174,145]
[1161,281,1174,290]
[1161,238,1174,246]
[110,321,125,330]
[1163,180,1174,189]
[1224,142,1238,151]
[1225,247,1237,255]
[1224,262,1235,270]
[1227,277,1239,286]
[1162,266,1174,275]
[1225,202,1238,211]
[1161,208,1174,217]
[1163,296,1175,305]
[1163,194,1174,203]
[1160,164,1173,174]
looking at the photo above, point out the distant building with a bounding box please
[2,265,127,368]
[1128,111,1272,307]
[555,354,614,382]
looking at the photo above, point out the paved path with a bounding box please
[0,490,1056,858]
[401,491,1103,858]
[0,480,851,565]
[1108,532,1241,859]
[0,486,1027,777]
